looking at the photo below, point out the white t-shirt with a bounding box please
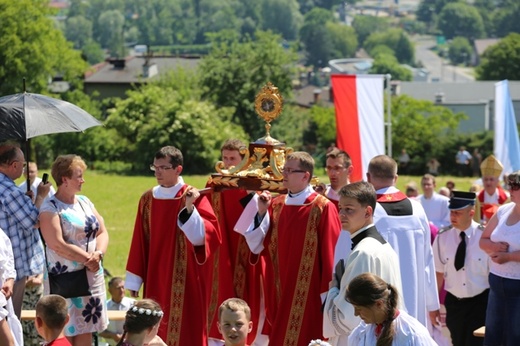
[348,310,437,346]
[490,203,520,279]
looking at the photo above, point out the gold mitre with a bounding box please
[480,155,503,178]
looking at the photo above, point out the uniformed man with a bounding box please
[433,191,490,346]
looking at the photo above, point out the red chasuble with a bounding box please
[207,189,264,345]
[477,187,509,220]
[126,185,221,346]
[262,193,341,346]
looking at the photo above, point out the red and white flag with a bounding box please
[331,74,385,182]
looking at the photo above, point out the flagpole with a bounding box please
[386,74,392,157]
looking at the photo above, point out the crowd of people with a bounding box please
[1,138,520,346]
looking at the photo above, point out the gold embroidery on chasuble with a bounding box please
[234,237,249,298]
[284,195,326,346]
[167,191,188,346]
[269,198,285,306]
[141,190,153,243]
[207,192,222,333]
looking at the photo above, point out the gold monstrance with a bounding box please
[208,82,293,193]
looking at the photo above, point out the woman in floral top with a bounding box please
[39,155,109,346]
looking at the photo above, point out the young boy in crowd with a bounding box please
[217,298,253,346]
[35,295,71,346]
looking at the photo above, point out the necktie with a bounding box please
[454,232,466,271]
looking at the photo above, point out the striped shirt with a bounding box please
[0,173,44,279]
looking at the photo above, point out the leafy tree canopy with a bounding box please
[104,71,248,174]
[391,94,465,167]
[364,28,414,64]
[351,15,390,47]
[199,30,297,139]
[370,54,413,81]
[448,36,472,65]
[0,0,87,95]
[326,22,358,59]
[300,8,358,66]
[437,2,485,40]
[260,0,302,40]
[476,33,520,80]
[416,0,462,23]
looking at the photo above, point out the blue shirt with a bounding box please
[0,173,44,279]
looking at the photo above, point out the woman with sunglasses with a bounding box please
[480,171,520,345]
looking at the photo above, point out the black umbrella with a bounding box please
[0,92,102,141]
[0,92,103,190]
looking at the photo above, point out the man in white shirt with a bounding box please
[455,146,472,177]
[18,162,55,202]
[100,277,135,345]
[433,191,489,346]
[323,148,354,266]
[418,174,450,229]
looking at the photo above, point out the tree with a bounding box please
[301,25,333,67]
[364,28,414,64]
[472,0,520,37]
[297,0,344,13]
[448,36,472,65]
[0,0,87,95]
[370,54,413,81]
[416,0,462,24]
[299,8,336,67]
[199,30,297,139]
[493,4,520,38]
[98,10,125,56]
[326,22,358,59]
[271,105,311,151]
[235,1,262,38]
[105,72,248,174]
[306,105,336,154]
[65,16,93,49]
[352,15,389,47]
[261,0,302,40]
[476,33,520,80]
[395,31,415,65]
[391,94,465,174]
[437,2,485,40]
[300,7,335,40]
[81,39,106,65]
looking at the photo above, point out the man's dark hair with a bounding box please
[0,142,20,165]
[338,181,377,210]
[326,148,352,167]
[155,146,183,167]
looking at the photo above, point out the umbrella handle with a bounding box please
[25,141,30,193]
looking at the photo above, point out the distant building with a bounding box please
[49,0,69,20]
[293,80,520,134]
[472,39,500,66]
[83,55,200,99]
[329,58,374,74]
[395,81,520,132]
[293,85,333,108]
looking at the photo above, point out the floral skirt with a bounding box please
[44,265,108,336]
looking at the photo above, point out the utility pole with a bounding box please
[386,74,392,157]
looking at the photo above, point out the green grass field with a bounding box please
[20,171,477,280]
